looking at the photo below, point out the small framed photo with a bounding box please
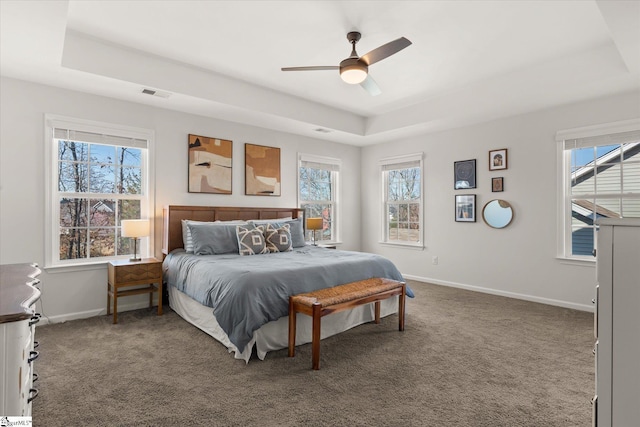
[492,177,504,192]
[455,194,476,222]
[489,149,508,170]
[454,159,476,189]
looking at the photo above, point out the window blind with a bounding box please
[380,153,422,171]
[562,129,640,150]
[53,128,148,149]
[299,154,341,171]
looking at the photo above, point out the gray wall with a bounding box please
[2,74,638,321]
[360,90,640,310]
[0,77,362,322]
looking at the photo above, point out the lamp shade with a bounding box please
[306,217,323,231]
[121,219,150,238]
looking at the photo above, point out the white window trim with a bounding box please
[44,114,155,269]
[379,152,424,249]
[297,153,341,244]
[555,118,640,263]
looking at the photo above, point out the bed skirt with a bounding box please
[168,285,398,363]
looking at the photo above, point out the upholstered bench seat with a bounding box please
[288,277,406,370]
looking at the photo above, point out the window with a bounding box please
[557,120,640,259]
[298,154,340,243]
[380,153,423,247]
[45,115,154,267]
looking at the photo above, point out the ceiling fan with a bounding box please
[281,31,412,96]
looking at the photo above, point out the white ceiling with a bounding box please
[1,1,639,146]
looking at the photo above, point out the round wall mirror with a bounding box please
[482,199,514,229]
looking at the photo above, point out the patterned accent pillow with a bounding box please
[236,224,268,256]
[264,223,292,253]
[249,217,305,247]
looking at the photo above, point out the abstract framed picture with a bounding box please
[489,148,508,171]
[188,134,232,194]
[454,159,476,189]
[245,143,281,196]
[455,194,476,222]
[492,177,504,192]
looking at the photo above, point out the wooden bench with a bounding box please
[288,278,406,370]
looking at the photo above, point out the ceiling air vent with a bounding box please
[141,88,171,98]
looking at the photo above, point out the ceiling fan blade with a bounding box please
[360,75,382,96]
[360,37,412,66]
[281,66,339,71]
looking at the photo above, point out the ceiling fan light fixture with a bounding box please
[340,66,368,84]
[339,58,368,84]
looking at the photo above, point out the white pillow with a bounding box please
[249,217,292,224]
[181,220,207,252]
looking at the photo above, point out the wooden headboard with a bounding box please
[162,205,303,254]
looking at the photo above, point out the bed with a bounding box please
[161,205,412,363]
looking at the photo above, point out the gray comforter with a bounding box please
[163,246,412,351]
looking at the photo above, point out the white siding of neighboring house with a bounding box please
[572,145,640,218]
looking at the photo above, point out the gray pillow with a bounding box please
[264,223,292,253]
[250,217,305,248]
[236,224,268,256]
[188,222,247,255]
[181,219,209,252]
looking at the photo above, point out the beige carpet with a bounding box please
[32,280,593,426]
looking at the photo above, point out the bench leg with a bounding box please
[107,284,111,316]
[157,282,163,316]
[288,297,296,357]
[399,284,406,331]
[374,301,381,324]
[312,302,321,370]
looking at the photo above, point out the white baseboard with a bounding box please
[402,274,594,313]
[36,300,159,325]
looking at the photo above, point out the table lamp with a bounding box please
[121,219,150,261]
[306,217,323,245]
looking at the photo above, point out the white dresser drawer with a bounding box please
[1,318,31,415]
[1,263,41,416]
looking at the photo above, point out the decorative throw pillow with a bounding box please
[236,224,268,256]
[264,223,292,253]
[249,217,305,248]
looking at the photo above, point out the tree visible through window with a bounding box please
[381,154,423,245]
[46,116,151,266]
[298,154,340,243]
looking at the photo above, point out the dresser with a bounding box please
[594,219,640,427]
[0,263,42,416]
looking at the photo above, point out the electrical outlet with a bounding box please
[432,256,438,265]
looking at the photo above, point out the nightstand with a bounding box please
[107,258,163,324]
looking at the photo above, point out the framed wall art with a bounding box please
[188,134,232,194]
[454,159,476,189]
[489,149,508,170]
[492,177,504,192]
[245,143,281,196]
[455,194,476,222]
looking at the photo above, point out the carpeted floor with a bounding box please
[32,280,594,426]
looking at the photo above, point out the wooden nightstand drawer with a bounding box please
[114,263,161,282]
